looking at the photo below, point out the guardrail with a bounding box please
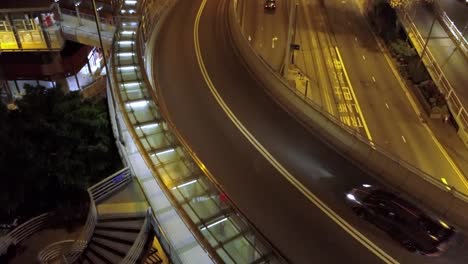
[428,2,468,60]
[122,209,151,264]
[0,213,50,255]
[37,240,86,263]
[397,9,468,138]
[37,168,130,263]
[107,0,285,262]
[88,167,132,202]
[228,0,468,231]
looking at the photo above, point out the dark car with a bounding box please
[264,0,276,10]
[346,185,455,256]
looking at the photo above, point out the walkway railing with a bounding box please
[37,240,86,263]
[428,2,468,59]
[397,8,468,135]
[122,209,151,264]
[37,168,131,263]
[89,167,133,202]
[107,0,284,263]
[0,213,50,255]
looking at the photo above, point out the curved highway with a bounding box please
[152,0,468,263]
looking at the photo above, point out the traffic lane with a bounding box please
[244,0,288,71]
[198,0,462,263]
[321,0,468,261]
[323,0,468,193]
[154,0,389,263]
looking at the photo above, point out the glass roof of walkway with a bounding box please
[109,1,283,263]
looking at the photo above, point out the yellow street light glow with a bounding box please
[441,178,451,190]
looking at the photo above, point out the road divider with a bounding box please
[226,0,468,238]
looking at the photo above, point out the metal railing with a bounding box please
[429,1,468,59]
[0,213,50,255]
[229,1,468,202]
[37,168,131,263]
[107,0,285,262]
[398,9,468,132]
[37,240,86,263]
[122,209,151,264]
[60,8,111,26]
[88,167,133,202]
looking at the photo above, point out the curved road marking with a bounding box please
[193,0,398,263]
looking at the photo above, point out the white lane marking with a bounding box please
[272,36,278,48]
[248,35,251,42]
[401,136,407,143]
[371,76,376,83]
[385,103,390,109]
[194,1,398,262]
[362,55,366,60]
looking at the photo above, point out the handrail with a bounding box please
[88,167,132,202]
[37,239,86,263]
[121,209,151,264]
[110,17,222,263]
[60,8,110,26]
[38,169,126,263]
[228,0,468,201]
[397,8,468,135]
[428,2,468,59]
[0,213,49,255]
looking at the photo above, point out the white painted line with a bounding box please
[362,55,366,60]
[354,37,358,42]
[385,103,389,109]
[401,136,407,143]
[371,76,376,83]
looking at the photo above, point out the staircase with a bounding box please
[78,213,146,264]
[143,246,163,264]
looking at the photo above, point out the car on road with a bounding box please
[346,184,455,256]
[264,0,276,10]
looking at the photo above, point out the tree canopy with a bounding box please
[0,85,122,222]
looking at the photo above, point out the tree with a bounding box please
[0,85,122,222]
[388,0,433,8]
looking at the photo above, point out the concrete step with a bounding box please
[85,246,111,264]
[89,241,124,263]
[93,232,135,245]
[96,219,144,230]
[92,236,132,256]
[94,229,139,242]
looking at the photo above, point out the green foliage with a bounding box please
[0,85,122,221]
[389,39,416,58]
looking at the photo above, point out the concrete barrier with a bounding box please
[226,0,468,231]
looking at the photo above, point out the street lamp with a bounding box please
[95,3,104,30]
[53,0,63,22]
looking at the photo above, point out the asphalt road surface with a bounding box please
[244,0,468,194]
[152,0,468,263]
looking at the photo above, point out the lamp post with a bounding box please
[283,0,297,76]
[74,0,83,26]
[95,3,104,31]
[53,0,63,22]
